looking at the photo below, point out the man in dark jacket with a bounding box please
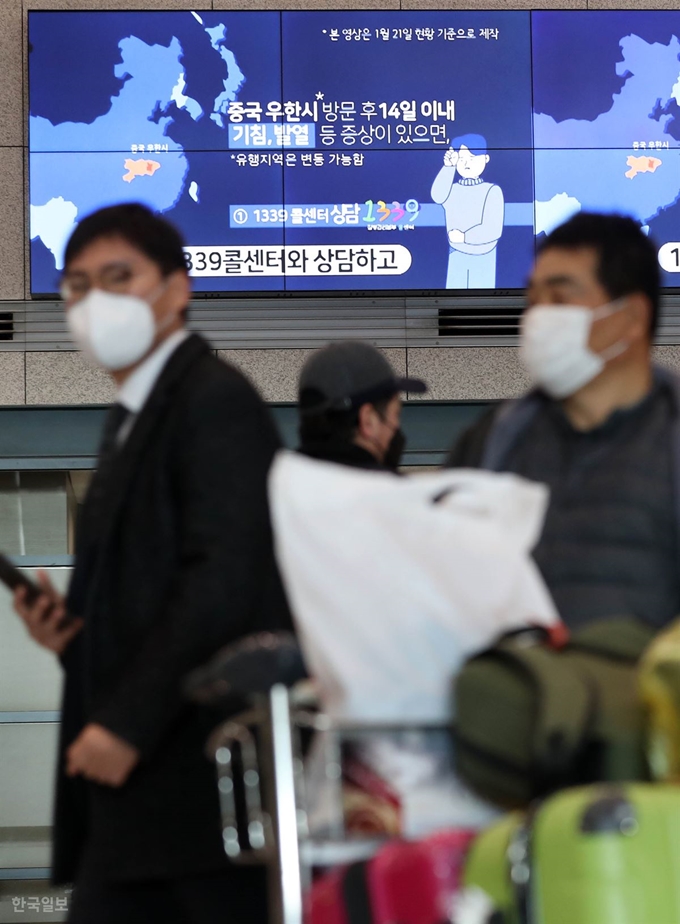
[297,341,427,471]
[447,212,680,631]
[14,204,291,923]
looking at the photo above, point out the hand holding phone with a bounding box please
[0,553,41,603]
[11,566,82,656]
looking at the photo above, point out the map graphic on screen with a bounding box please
[28,10,680,295]
[532,11,680,288]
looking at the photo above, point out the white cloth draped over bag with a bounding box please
[269,451,559,834]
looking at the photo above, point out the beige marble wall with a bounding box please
[0,148,25,302]
[25,353,116,405]
[0,354,26,405]
[407,347,531,400]
[219,347,407,400]
[0,0,662,406]
[655,346,680,376]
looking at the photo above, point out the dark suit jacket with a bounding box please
[53,334,291,885]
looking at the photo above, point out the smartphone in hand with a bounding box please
[0,554,75,629]
[0,553,41,603]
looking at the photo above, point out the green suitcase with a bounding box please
[463,812,522,924]
[639,618,680,782]
[464,784,680,924]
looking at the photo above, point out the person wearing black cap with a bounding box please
[297,341,427,471]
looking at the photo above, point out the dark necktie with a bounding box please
[86,402,130,515]
[98,402,130,468]
[85,402,130,528]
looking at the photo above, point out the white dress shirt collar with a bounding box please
[117,328,190,414]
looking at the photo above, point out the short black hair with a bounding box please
[299,394,393,448]
[538,212,660,336]
[63,203,188,277]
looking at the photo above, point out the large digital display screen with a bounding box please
[28,11,680,295]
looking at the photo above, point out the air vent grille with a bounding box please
[1,294,679,350]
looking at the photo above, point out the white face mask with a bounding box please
[66,285,168,371]
[520,300,628,400]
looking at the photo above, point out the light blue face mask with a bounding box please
[520,298,629,399]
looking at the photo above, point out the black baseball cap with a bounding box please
[299,341,427,414]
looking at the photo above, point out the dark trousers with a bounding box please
[67,866,269,924]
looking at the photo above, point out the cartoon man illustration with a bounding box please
[431,133,504,289]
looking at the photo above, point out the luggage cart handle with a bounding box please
[210,699,450,863]
[208,687,311,865]
[210,688,306,924]
[212,720,272,861]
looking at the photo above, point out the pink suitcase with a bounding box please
[306,829,476,924]
[306,867,350,924]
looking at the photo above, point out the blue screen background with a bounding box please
[28,10,680,294]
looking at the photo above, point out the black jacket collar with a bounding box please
[299,439,388,471]
[93,333,210,548]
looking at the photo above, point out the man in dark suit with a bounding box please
[14,204,291,923]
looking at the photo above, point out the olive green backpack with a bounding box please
[454,617,656,808]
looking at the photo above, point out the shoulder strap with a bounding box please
[490,642,594,783]
[569,617,656,663]
[342,861,374,924]
[480,394,543,472]
[655,365,680,580]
